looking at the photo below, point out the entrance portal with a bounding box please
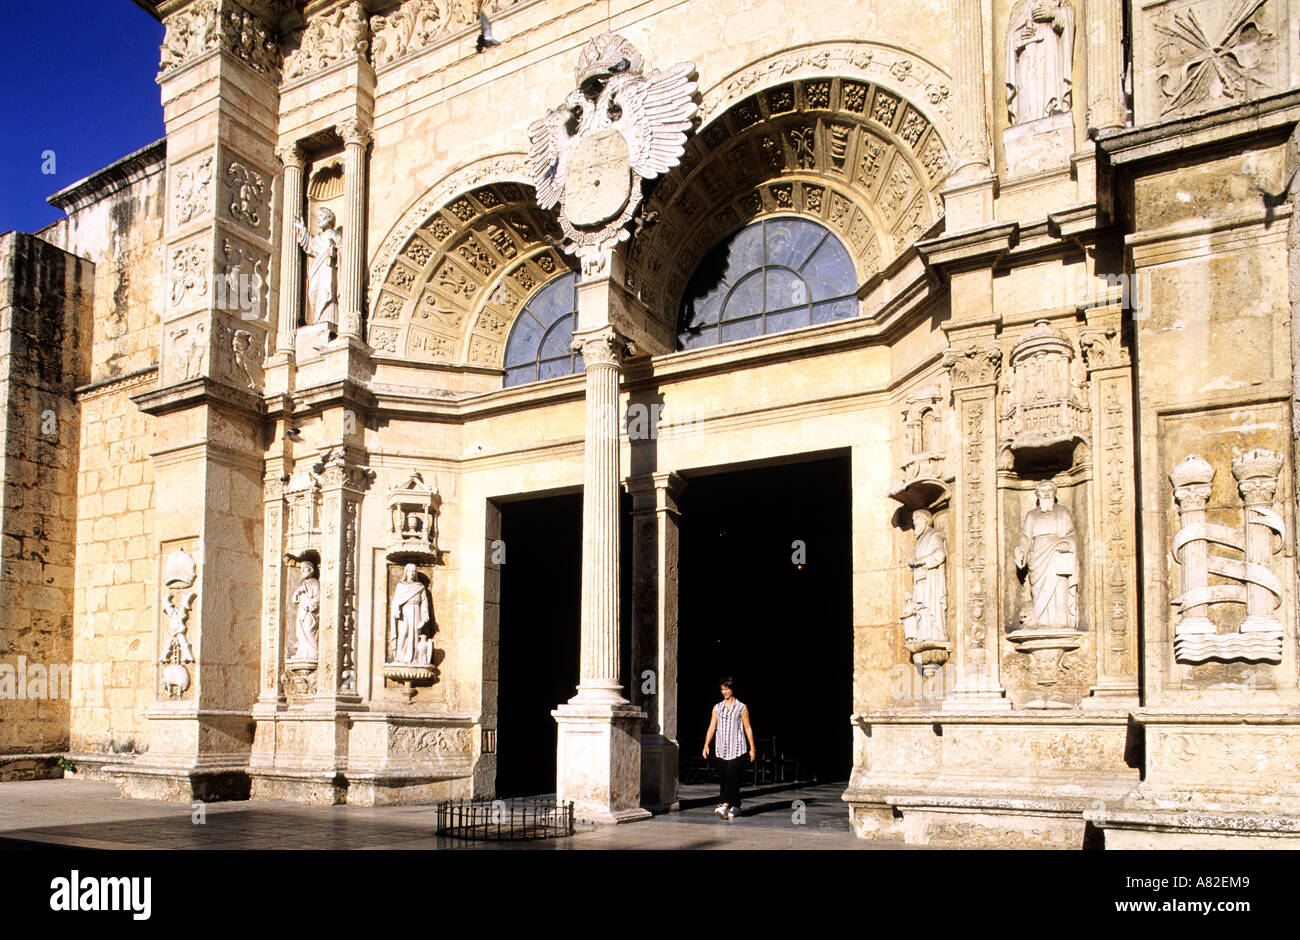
[495,493,581,798]
[678,454,853,786]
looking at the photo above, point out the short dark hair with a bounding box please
[718,676,735,691]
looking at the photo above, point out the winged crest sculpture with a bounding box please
[528,33,697,266]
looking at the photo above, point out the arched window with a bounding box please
[677,217,858,350]
[503,272,583,387]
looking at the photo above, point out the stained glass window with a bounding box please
[502,271,583,387]
[677,217,859,350]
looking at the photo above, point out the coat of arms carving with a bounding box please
[528,33,697,265]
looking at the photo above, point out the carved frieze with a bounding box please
[158,0,282,80]
[283,0,368,80]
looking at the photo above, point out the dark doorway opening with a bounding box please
[678,453,854,785]
[495,492,582,799]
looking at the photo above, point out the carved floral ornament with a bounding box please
[283,0,368,81]
[369,0,523,68]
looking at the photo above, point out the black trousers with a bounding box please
[717,754,747,807]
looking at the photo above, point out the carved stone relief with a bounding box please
[370,0,522,67]
[283,0,368,80]
[1005,0,1076,125]
[159,546,199,698]
[158,0,281,80]
[999,320,1089,470]
[1170,450,1287,665]
[172,153,214,228]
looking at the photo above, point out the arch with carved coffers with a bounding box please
[367,158,578,368]
[625,65,954,331]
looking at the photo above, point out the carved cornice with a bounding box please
[941,342,1002,389]
[131,375,265,419]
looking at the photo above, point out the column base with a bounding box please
[640,732,679,813]
[553,700,649,824]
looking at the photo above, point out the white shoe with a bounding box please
[714,805,727,818]
[728,806,739,819]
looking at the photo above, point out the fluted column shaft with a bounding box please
[1085,0,1126,133]
[277,145,305,354]
[575,327,628,700]
[952,0,991,172]
[338,120,371,342]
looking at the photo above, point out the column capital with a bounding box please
[338,119,373,149]
[942,342,1002,389]
[626,471,687,513]
[572,326,633,368]
[276,143,306,172]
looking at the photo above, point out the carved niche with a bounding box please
[284,468,323,559]
[999,320,1088,470]
[1170,450,1287,665]
[385,471,442,564]
[890,387,950,509]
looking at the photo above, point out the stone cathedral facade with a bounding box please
[1,0,1298,847]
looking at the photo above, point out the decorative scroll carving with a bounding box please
[226,161,267,228]
[169,243,210,309]
[173,154,214,226]
[284,0,368,80]
[1170,451,1286,665]
[528,33,697,264]
[158,0,281,79]
[1151,0,1276,117]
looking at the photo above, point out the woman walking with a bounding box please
[702,677,755,819]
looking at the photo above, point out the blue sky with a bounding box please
[1,2,164,235]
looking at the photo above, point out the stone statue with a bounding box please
[1013,481,1080,629]
[390,563,434,665]
[295,206,340,333]
[291,561,321,661]
[904,509,948,644]
[1005,0,1075,125]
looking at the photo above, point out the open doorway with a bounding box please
[494,492,582,798]
[677,453,854,787]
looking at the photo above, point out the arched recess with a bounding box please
[625,65,954,331]
[367,165,578,368]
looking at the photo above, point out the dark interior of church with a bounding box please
[494,453,854,799]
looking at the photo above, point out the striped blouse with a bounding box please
[714,700,748,760]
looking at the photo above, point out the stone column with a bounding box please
[337,120,371,343]
[1080,309,1139,703]
[552,319,649,824]
[943,0,996,228]
[1085,0,1126,133]
[1232,449,1285,635]
[628,471,685,813]
[941,338,1010,709]
[276,144,305,355]
[1169,456,1215,638]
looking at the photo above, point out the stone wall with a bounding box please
[0,232,93,778]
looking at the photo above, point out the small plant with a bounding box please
[56,755,75,775]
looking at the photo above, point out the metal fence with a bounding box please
[436,798,575,841]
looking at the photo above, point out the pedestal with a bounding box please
[553,701,651,824]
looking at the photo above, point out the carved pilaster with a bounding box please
[951,0,991,173]
[628,471,686,811]
[1081,307,1138,702]
[316,449,370,704]
[942,340,1009,708]
[259,475,286,705]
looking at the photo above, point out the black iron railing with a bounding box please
[436,798,575,841]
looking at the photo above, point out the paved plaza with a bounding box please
[0,779,926,851]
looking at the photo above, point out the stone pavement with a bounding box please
[0,778,924,850]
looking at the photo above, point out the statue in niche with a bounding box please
[295,206,340,335]
[390,563,434,666]
[291,560,321,661]
[1005,0,1076,124]
[903,510,948,645]
[1013,480,1080,629]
